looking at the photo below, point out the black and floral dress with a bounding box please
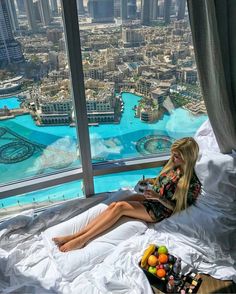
[142,168,201,222]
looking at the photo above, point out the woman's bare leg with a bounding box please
[59,200,154,252]
[53,193,145,246]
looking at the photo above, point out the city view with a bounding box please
[0,0,207,207]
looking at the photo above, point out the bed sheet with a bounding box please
[0,185,235,294]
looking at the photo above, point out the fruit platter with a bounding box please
[139,244,202,293]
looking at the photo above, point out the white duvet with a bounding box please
[0,120,236,294]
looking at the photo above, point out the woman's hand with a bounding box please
[144,189,160,199]
[138,178,155,185]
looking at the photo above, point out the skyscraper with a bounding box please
[141,0,150,26]
[16,0,25,14]
[0,0,24,66]
[177,0,186,20]
[6,0,19,32]
[88,0,114,23]
[164,0,171,24]
[114,0,120,17]
[120,0,127,20]
[24,0,38,31]
[150,0,158,20]
[76,0,85,15]
[127,0,136,19]
[50,0,58,16]
[38,0,51,26]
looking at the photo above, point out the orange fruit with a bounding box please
[148,255,158,267]
[156,268,166,278]
[158,253,168,264]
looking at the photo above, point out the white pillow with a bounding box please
[195,151,236,203]
[194,119,220,153]
[42,203,147,280]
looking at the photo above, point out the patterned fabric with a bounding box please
[142,168,201,222]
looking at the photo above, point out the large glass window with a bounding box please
[78,0,207,163]
[0,0,209,210]
[0,0,81,185]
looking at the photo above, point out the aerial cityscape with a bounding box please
[0,0,208,198]
[0,0,206,126]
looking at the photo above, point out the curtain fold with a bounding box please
[187,0,236,153]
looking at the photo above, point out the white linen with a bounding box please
[0,120,236,293]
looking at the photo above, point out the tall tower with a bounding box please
[127,0,136,19]
[50,0,58,16]
[88,0,114,23]
[16,0,25,14]
[164,0,171,24]
[150,0,158,20]
[177,0,186,20]
[76,0,85,15]
[38,0,51,26]
[24,0,38,31]
[141,0,150,25]
[0,0,24,66]
[6,0,19,32]
[114,0,120,17]
[120,0,127,21]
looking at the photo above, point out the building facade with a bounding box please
[0,0,24,66]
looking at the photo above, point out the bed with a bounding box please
[0,120,236,294]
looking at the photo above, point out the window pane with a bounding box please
[0,0,81,185]
[94,167,162,194]
[78,0,207,163]
[0,179,84,215]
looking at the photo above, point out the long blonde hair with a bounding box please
[156,137,199,213]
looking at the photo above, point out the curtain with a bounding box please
[187,0,236,153]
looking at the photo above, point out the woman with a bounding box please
[53,137,201,252]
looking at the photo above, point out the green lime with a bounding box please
[158,246,168,254]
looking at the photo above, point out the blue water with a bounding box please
[0,97,20,109]
[0,92,207,207]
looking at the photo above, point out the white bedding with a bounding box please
[0,120,236,293]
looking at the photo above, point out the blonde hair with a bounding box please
[156,137,199,214]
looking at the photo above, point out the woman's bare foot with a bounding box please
[52,235,74,246]
[59,237,86,252]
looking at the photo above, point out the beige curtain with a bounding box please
[187,0,236,153]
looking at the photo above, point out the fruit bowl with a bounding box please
[139,244,202,293]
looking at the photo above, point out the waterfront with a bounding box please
[0,92,207,207]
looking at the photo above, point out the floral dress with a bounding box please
[142,168,201,222]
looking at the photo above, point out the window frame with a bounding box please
[0,0,169,201]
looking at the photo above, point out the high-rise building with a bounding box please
[127,0,136,19]
[164,0,171,24]
[6,0,19,32]
[114,0,120,18]
[141,0,150,25]
[0,0,24,66]
[38,0,51,26]
[16,0,25,14]
[50,0,58,16]
[24,0,38,31]
[150,0,158,20]
[121,0,127,20]
[177,0,186,20]
[88,0,114,23]
[77,0,85,15]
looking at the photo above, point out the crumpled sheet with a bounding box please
[0,186,235,294]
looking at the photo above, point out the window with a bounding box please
[0,0,207,209]
[0,0,81,189]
